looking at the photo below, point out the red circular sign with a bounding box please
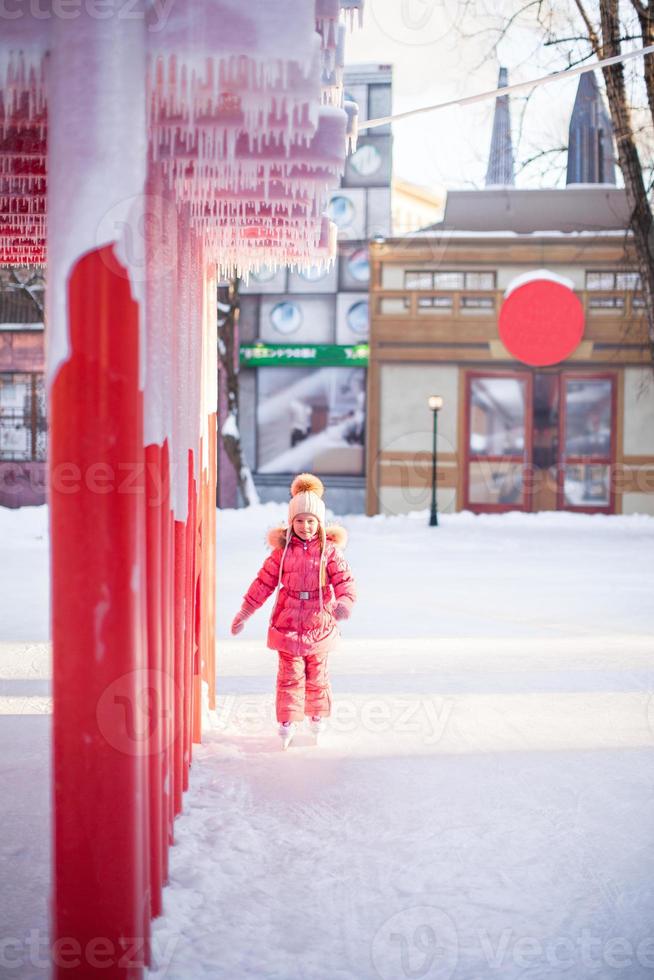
[498,279,585,366]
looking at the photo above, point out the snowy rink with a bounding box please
[2,504,654,979]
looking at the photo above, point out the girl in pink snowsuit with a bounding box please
[230,473,357,746]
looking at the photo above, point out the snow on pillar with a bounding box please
[143,163,179,917]
[201,264,218,710]
[199,262,218,713]
[171,204,192,806]
[47,17,150,978]
[171,206,198,788]
[156,175,178,853]
[189,234,205,747]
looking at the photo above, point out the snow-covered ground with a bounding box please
[2,504,654,979]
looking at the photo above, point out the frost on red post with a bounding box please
[0,3,363,977]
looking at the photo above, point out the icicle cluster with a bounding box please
[0,47,47,266]
[0,1,362,271]
[147,0,362,275]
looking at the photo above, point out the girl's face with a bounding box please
[293,514,319,541]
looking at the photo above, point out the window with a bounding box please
[270,301,303,335]
[588,295,625,310]
[461,296,494,310]
[405,271,433,290]
[616,272,641,290]
[563,379,612,456]
[328,195,355,228]
[346,300,369,336]
[347,248,370,284]
[349,143,382,177]
[561,377,614,509]
[466,374,529,510]
[418,295,452,310]
[463,272,496,290]
[405,270,496,290]
[298,265,328,283]
[0,373,46,461]
[251,266,277,283]
[434,271,464,290]
[469,377,527,456]
[586,271,641,290]
[256,367,365,476]
[405,270,496,312]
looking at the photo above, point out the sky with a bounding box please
[344,1,615,194]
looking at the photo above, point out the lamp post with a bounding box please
[428,395,444,526]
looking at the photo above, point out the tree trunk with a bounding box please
[585,0,654,362]
[629,0,654,123]
[216,277,260,506]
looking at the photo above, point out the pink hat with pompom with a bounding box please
[288,472,326,525]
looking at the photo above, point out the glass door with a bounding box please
[558,373,616,513]
[464,371,533,512]
[531,373,560,511]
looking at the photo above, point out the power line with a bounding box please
[359,44,654,130]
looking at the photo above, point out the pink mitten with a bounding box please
[334,603,350,621]
[231,603,255,635]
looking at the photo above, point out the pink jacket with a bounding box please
[242,524,357,656]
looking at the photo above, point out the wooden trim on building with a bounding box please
[615,368,625,513]
[379,450,457,462]
[372,318,649,347]
[371,240,639,265]
[365,358,381,515]
[371,344,651,366]
[456,366,466,511]
[618,465,654,494]
[378,462,458,488]
[622,453,654,465]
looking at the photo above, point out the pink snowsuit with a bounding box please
[242,523,357,724]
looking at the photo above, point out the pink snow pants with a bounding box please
[276,649,332,724]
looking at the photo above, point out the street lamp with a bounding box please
[428,395,444,526]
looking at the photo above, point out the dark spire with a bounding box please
[485,67,515,187]
[566,71,616,185]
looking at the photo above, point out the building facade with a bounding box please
[367,209,653,517]
[233,64,392,514]
[391,178,444,237]
[0,281,46,507]
[366,72,654,518]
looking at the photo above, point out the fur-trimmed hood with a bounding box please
[266,523,348,551]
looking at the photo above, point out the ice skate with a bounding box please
[308,715,325,744]
[279,721,297,750]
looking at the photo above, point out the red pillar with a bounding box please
[50,246,149,978]
[184,452,197,780]
[144,442,164,918]
[173,518,187,814]
[160,439,175,851]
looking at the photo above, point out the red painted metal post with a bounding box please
[183,451,196,789]
[206,412,218,710]
[173,518,186,814]
[160,439,174,852]
[50,246,149,978]
[144,441,164,918]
